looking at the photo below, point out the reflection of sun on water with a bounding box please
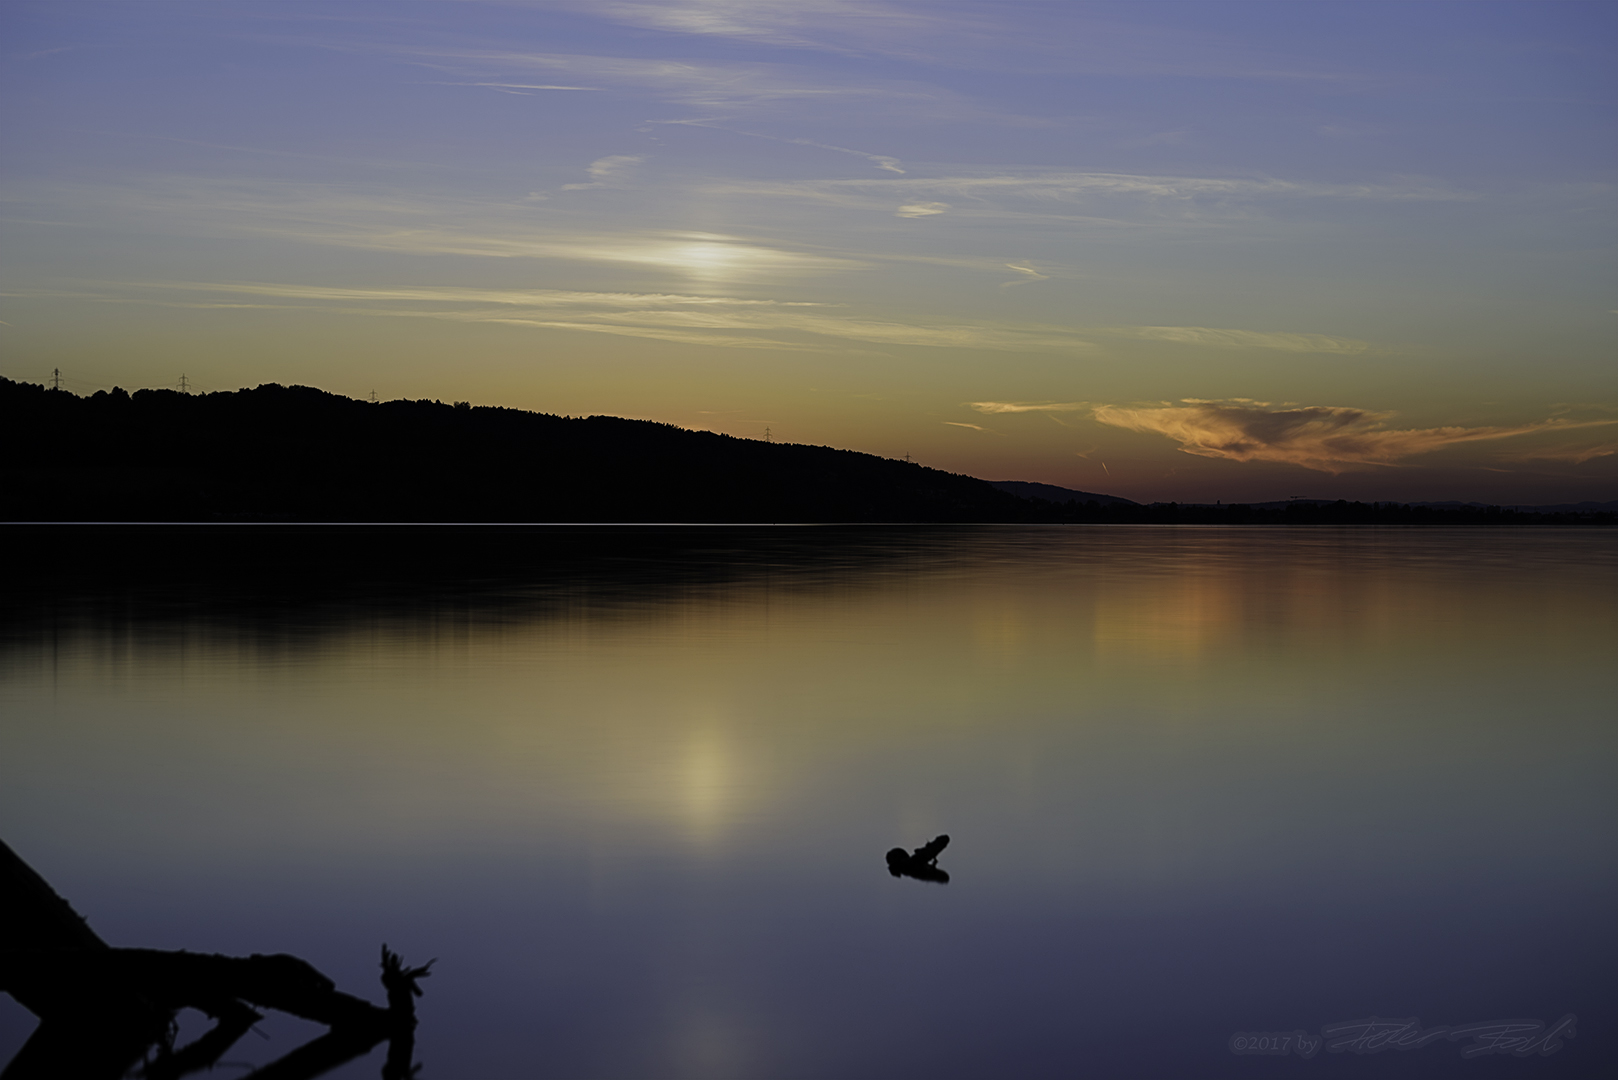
[678,724,734,845]
[670,1006,751,1079]
[1093,577,1234,663]
[972,604,1027,668]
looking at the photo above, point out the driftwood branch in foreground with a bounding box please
[0,838,427,1080]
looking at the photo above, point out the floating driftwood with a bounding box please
[0,837,429,1080]
[885,834,950,883]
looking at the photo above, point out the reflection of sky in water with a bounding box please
[2,528,1614,1077]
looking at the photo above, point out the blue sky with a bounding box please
[2,1,1614,502]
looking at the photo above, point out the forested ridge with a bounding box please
[0,379,1023,522]
[3,378,1610,525]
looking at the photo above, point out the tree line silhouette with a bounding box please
[2,378,1610,525]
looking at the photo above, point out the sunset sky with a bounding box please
[2,1,1614,504]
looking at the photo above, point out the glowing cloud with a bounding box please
[1091,400,1618,473]
[969,401,1088,414]
[1000,263,1050,287]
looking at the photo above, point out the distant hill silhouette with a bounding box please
[2,378,1610,525]
[0,379,1027,523]
[990,481,1135,506]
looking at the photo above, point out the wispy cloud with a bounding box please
[969,401,1089,414]
[713,170,1472,220]
[569,1,1381,83]
[568,0,973,60]
[362,44,992,119]
[1510,441,1618,465]
[1102,325,1369,354]
[703,169,1474,234]
[562,155,644,190]
[649,120,905,173]
[943,421,988,431]
[55,279,1108,354]
[1001,263,1049,285]
[1090,400,1618,473]
[121,282,825,309]
[304,225,857,282]
[27,177,866,283]
[451,82,602,93]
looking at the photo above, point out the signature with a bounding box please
[1231,1014,1576,1059]
[1229,1030,1321,1058]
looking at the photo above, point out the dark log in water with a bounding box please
[0,839,106,952]
[885,834,951,883]
[0,837,163,1077]
[1,949,386,1029]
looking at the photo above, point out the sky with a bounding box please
[1,0,1614,504]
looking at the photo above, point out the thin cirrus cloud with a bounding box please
[76,280,1107,353]
[575,0,950,52]
[19,166,1373,354]
[570,0,1378,83]
[968,402,1090,414]
[647,120,907,174]
[770,172,1467,201]
[562,155,645,190]
[372,45,992,120]
[454,82,604,95]
[706,170,1474,233]
[1001,264,1048,282]
[1510,441,1618,465]
[1102,325,1369,354]
[286,226,856,283]
[23,171,1445,301]
[1088,400,1618,473]
[27,176,861,282]
[961,320,1369,357]
[29,175,908,283]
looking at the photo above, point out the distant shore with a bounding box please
[4,379,1611,526]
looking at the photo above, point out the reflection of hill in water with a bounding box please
[2,525,998,646]
[10,524,1607,665]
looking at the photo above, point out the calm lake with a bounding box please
[2,526,1614,1078]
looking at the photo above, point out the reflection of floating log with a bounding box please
[885,834,950,883]
[0,838,428,1080]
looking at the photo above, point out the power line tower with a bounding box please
[902,452,913,463]
[369,389,378,403]
[763,426,773,443]
[178,374,191,394]
[49,368,62,390]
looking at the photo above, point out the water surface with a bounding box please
[2,526,1613,1077]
